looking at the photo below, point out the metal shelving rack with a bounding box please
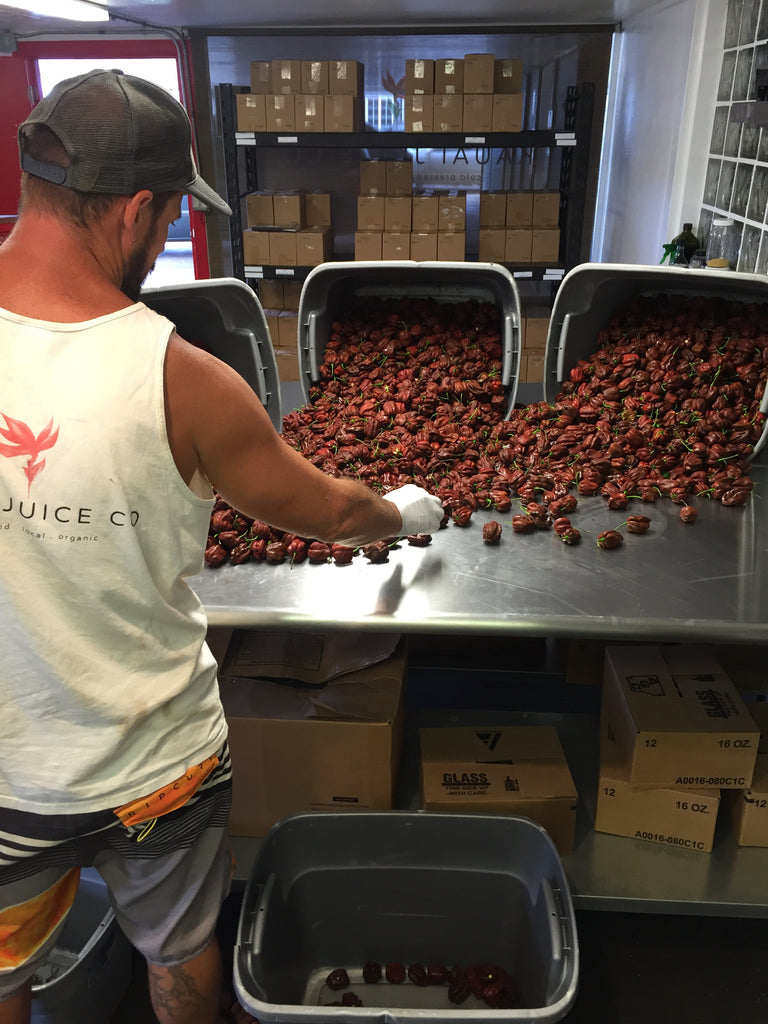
[216,81,593,288]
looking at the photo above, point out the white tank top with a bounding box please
[0,302,227,813]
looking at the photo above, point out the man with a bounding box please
[0,70,443,1024]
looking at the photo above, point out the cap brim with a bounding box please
[186,173,232,216]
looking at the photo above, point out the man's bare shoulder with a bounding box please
[164,330,262,413]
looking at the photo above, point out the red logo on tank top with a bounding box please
[0,413,60,494]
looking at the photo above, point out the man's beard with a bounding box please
[121,245,155,303]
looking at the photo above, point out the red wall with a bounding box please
[0,51,37,218]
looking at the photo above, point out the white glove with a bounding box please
[383,484,445,537]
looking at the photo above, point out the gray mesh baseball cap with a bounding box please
[19,68,231,216]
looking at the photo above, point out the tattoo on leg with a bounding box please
[149,963,207,1015]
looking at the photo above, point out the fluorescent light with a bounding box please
[7,1,110,22]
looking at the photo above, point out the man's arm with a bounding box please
[164,333,441,544]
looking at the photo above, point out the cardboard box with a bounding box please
[596,718,720,853]
[236,94,267,132]
[435,58,464,94]
[410,232,438,261]
[494,58,523,94]
[524,313,550,350]
[221,637,405,837]
[265,94,295,132]
[275,344,301,382]
[533,191,561,227]
[258,279,284,309]
[300,59,328,95]
[437,190,466,232]
[222,628,402,688]
[277,310,298,350]
[295,94,324,132]
[354,231,382,260]
[271,59,302,95]
[242,230,271,266]
[463,52,495,94]
[725,702,768,846]
[404,95,434,133]
[272,192,304,228]
[602,645,760,789]
[412,190,439,232]
[384,195,412,233]
[505,227,533,263]
[532,228,561,263]
[328,59,364,96]
[268,229,297,266]
[282,279,303,311]
[521,350,545,383]
[727,754,768,846]
[478,227,507,263]
[433,94,463,133]
[246,191,274,228]
[357,194,385,231]
[479,191,507,228]
[249,61,272,95]
[419,725,578,855]
[324,94,360,132]
[386,159,413,196]
[437,231,465,261]
[264,308,279,346]
[492,93,523,132]
[405,58,435,95]
[462,93,493,133]
[506,191,533,226]
[295,227,331,266]
[359,160,388,195]
[381,232,410,260]
[304,191,332,228]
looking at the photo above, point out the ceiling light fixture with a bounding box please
[6,0,110,22]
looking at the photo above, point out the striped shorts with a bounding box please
[0,744,233,1000]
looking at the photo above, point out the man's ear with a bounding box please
[122,190,155,233]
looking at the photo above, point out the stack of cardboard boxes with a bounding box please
[519,303,549,384]
[596,645,761,853]
[218,631,406,837]
[403,54,524,134]
[258,278,303,383]
[237,59,365,133]
[355,159,466,261]
[242,190,332,268]
[478,190,561,264]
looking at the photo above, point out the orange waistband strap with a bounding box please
[113,753,219,828]
[0,867,80,970]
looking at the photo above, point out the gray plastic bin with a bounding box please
[31,869,132,1024]
[543,263,768,457]
[296,261,522,417]
[141,277,283,431]
[233,811,578,1023]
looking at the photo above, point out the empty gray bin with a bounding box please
[31,868,132,1024]
[234,811,578,1023]
[141,276,283,431]
[296,261,522,417]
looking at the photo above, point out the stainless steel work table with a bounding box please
[192,463,768,643]
[195,463,768,917]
